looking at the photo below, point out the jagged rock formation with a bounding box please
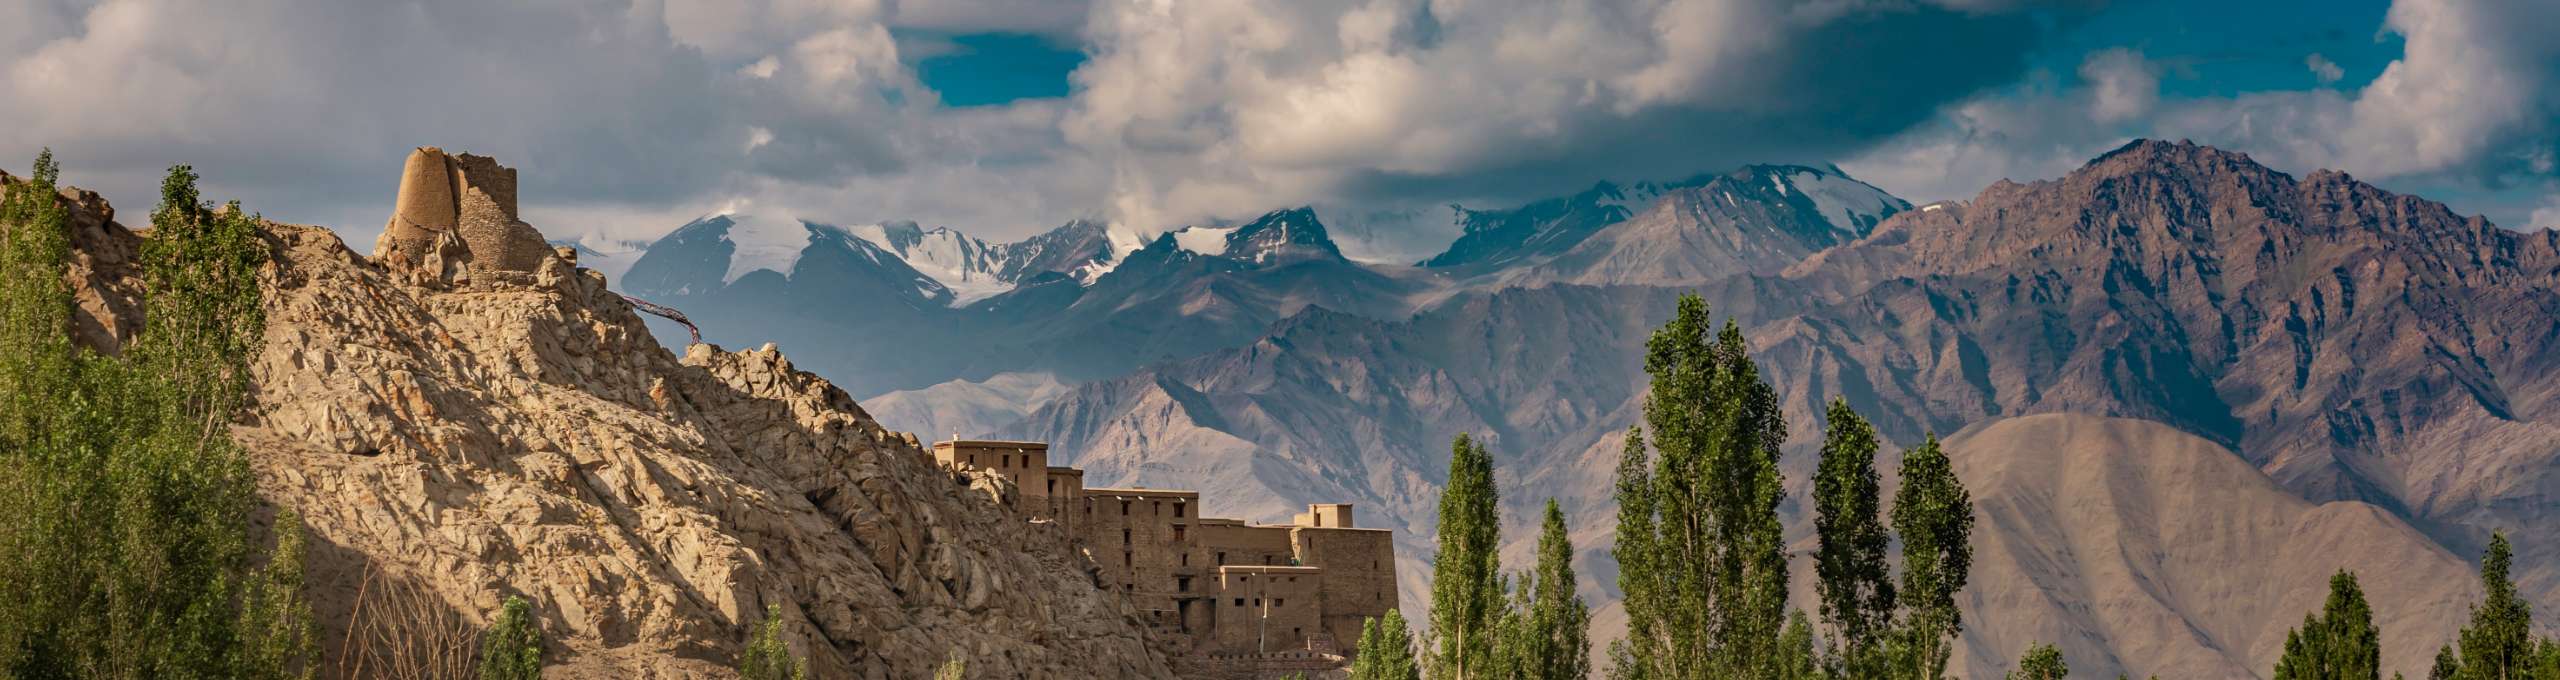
[27,155,1176,679]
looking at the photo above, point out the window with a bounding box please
[1123,551,1132,567]
[1178,577,1192,592]
[1253,598,1262,607]
[1122,528,1132,546]
[1172,526,1186,542]
[1047,479,1056,494]
[1180,553,1189,566]
[1234,598,1244,607]
[1174,503,1186,518]
[1274,598,1285,608]
[1001,455,1010,468]
[1216,552,1226,565]
[1120,500,1131,516]
[1153,500,1161,515]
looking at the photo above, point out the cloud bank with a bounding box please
[2,0,2553,252]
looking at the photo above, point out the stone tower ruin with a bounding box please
[375,146,554,281]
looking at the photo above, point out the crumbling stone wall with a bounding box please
[376,146,552,282]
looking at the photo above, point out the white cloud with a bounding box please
[2306,53,2344,84]
[2081,48,2158,124]
[2531,194,2560,230]
[1850,0,2560,228]
[1061,0,2066,234]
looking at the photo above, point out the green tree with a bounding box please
[480,596,544,680]
[236,509,321,680]
[2443,533,2537,680]
[1773,610,1823,680]
[1353,609,1422,680]
[0,156,308,679]
[1525,499,1590,680]
[1891,433,1975,679]
[1815,398,1897,676]
[1492,500,1592,680]
[1428,433,1503,679]
[740,604,805,680]
[2429,645,2459,680]
[2274,570,2381,680]
[1610,294,1791,679]
[2006,642,2068,680]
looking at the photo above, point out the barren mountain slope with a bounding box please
[1941,414,2473,680]
[32,170,1173,678]
[1764,139,2560,600]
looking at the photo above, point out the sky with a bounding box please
[3,0,2556,263]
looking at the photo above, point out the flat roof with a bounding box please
[1286,525,1394,534]
[932,439,1049,449]
[1083,487,1201,498]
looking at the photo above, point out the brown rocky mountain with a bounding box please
[1006,140,2560,678]
[1764,138,2560,601]
[17,153,1175,679]
[1938,414,2474,679]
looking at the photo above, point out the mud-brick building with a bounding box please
[930,440,1398,659]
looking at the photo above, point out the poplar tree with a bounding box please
[1892,433,1974,679]
[1815,399,1896,676]
[1500,499,1590,680]
[2437,533,2537,680]
[1609,294,1790,678]
[0,156,309,678]
[1428,433,1503,679]
[2273,571,2380,680]
[1354,609,1422,680]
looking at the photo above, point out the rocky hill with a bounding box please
[22,151,1175,679]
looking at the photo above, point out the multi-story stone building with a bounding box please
[931,440,1398,660]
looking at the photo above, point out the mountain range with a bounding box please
[607,142,2560,679]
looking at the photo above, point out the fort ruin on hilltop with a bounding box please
[932,440,1398,667]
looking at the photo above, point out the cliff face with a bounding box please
[34,156,1174,678]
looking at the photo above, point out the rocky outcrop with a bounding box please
[0,167,142,353]
[25,155,1175,678]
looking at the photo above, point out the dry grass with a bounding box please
[332,563,483,680]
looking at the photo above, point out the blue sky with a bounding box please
[2,0,2554,253]
[907,32,1084,107]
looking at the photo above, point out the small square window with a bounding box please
[1233,598,1244,607]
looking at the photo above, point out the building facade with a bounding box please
[930,440,1398,659]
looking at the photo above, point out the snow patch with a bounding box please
[1071,227,1148,284]
[1170,226,1238,256]
[1792,171,1901,234]
[719,213,817,284]
[1595,182,1665,216]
